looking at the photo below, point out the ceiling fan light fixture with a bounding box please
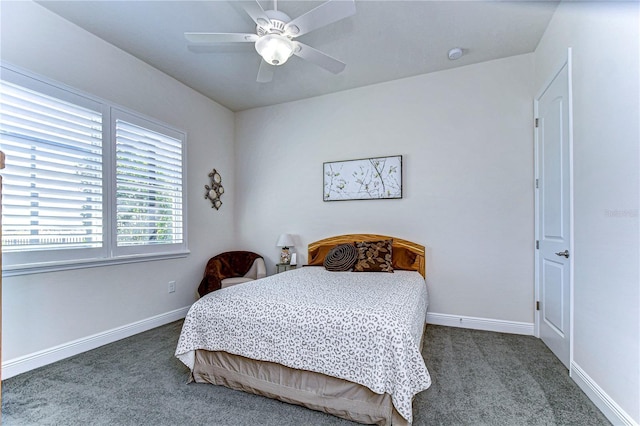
[255,34,294,66]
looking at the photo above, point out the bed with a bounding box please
[175,234,431,425]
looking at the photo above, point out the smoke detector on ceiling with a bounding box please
[448,47,463,60]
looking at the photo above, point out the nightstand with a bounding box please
[275,263,296,274]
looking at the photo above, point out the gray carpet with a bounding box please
[2,321,610,425]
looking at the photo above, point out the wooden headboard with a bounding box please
[308,234,426,278]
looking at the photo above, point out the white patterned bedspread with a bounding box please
[175,267,431,423]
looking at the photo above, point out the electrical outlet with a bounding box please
[168,280,176,293]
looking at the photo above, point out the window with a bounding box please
[0,65,187,274]
[113,111,184,255]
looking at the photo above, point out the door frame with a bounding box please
[533,48,575,372]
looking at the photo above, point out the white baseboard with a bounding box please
[2,306,191,380]
[571,361,638,426]
[426,312,534,336]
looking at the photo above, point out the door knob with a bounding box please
[555,250,569,258]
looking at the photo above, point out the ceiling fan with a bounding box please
[185,0,356,83]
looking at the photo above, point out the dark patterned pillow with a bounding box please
[353,240,394,273]
[324,243,357,271]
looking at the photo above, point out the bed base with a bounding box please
[191,350,408,426]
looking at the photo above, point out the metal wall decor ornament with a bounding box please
[204,169,224,210]
[323,155,402,201]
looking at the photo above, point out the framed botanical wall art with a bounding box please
[323,155,402,201]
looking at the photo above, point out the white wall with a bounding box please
[1,2,236,363]
[535,2,639,424]
[235,54,535,325]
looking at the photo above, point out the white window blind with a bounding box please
[0,80,103,253]
[115,116,183,248]
[1,65,188,274]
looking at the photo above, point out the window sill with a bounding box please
[2,250,191,277]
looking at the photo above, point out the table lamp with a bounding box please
[276,233,295,264]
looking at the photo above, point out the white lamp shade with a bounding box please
[255,34,294,66]
[276,233,295,248]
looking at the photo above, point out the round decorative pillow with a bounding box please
[323,243,357,272]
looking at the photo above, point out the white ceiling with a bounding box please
[37,0,558,112]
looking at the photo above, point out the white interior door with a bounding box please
[535,58,572,369]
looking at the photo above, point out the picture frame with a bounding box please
[323,155,402,201]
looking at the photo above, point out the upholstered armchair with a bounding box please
[198,251,267,297]
[221,257,266,288]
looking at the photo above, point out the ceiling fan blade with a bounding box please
[185,32,258,44]
[241,0,272,28]
[293,42,346,74]
[257,60,275,83]
[284,0,356,37]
